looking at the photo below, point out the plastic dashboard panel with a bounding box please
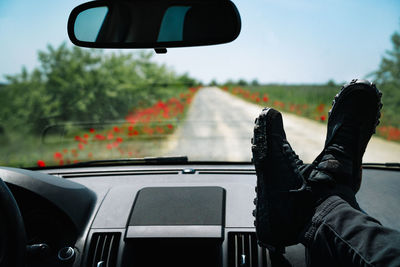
[12,164,400,267]
[48,164,267,267]
[126,186,225,238]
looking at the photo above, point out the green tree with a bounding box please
[237,79,248,86]
[223,79,235,86]
[372,30,400,127]
[209,79,218,86]
[326,79,336,87]
[251,79,260,86]
[1,42,197,135]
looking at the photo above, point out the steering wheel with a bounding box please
[0,178,26,267]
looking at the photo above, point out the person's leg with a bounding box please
[300,79,400,265]
[252,79,400,266]
[251,107,314,250]
[302,195,400,267]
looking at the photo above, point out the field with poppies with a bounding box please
[2,86,200,167]
[0,44,201,167]
[221,84,400,142]
[40,86,200,167]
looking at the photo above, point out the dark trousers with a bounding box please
[302,196,400,267]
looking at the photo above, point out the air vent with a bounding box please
[87,232,121,267]
[228,232,265,267]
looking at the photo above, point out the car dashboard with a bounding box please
[1,163,399,267]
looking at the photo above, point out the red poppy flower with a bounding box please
[74,136,81,142]
[89,128,95,133]
[388,126,400,141]
[156,127,164,134]
[95,134,105,140]
[156,101,167,109]
[163,110,170,119]
[320,115,326,121]
[167,124,174,130]
[83,134,89,139]
[106,144,113,150]
[125,115,136,124]
[78,143,84,150]
[116,137,123,143]
[113,126,120,133]
[107,133,114,140]
[316,103,325,114]
[144,127,154,135]
[37,160,46,167]
[54,152,63,160]
[71,149,78,157]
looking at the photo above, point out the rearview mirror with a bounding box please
[68,0,241,49]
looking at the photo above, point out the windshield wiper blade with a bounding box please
[62,156,188,167]
[362,162,400,168]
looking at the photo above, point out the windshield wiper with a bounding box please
[362,162,400,168]
[58,156,189,167]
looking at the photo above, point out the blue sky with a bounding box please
[0,0,399,84]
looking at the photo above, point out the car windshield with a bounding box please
[1,0,399,168]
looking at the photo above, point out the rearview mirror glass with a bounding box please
[68,0,241,49]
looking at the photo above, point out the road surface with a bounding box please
[164,87,400,163]
[163,87,400,229]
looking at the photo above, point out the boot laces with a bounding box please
[282,141,303,168]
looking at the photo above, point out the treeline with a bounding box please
[0,43,198,135]
[371,30,400,128]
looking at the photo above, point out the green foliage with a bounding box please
[326,79,336,87]
[250,79,260,86]
[371,30,400,128]
[209,79,219,86]
[0,43,198,135]
[237,79,248,86]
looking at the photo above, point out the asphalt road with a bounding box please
[165,87,400,163]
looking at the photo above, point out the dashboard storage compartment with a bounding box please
[126,186,226,238]
[122,186,225,266]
